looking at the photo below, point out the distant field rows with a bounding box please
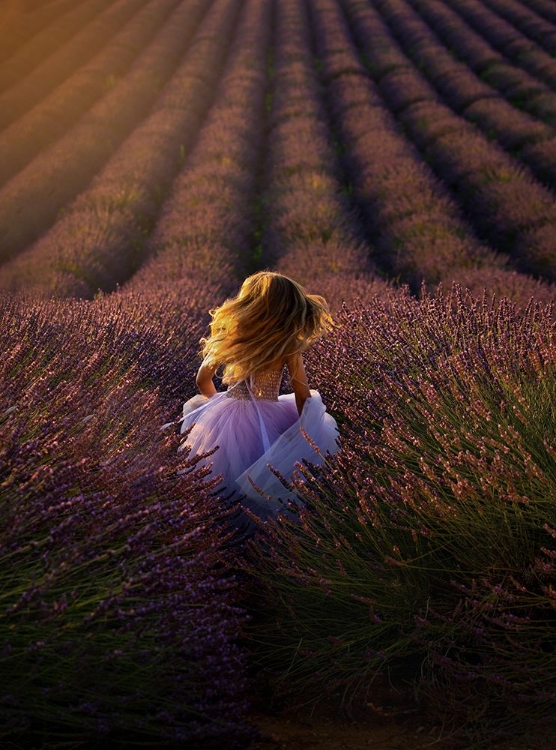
[312,0,504,290]
[0,0,183,185]
[259,0,382,304]
[0,0,213,269]
[129,0,271,296]
[0,0,79,66]
[382,0,556,180]
[342,0,556,283]
[0,0,555,304]
[0,0,126,104]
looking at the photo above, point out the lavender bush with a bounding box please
[439,266,556,308]
[247,284,556,744]
[0,291,252,747]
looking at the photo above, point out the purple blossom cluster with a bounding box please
[248,284,556,743]
[0,0,213,270]
[0,290,253,747]
[440,266,556,307]
[128,0,272,296]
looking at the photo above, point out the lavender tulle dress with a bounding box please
[178,368,339,519]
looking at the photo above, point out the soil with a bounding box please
[246,682,550,750]
[246,679,452,750]
[248,710,550,750]
[248,708,445,750]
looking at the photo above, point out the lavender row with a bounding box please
[0,289,252,746]
[310,0,510,294]
[403,0,556,190]
[521,0,556,25]
[0,0,76,65]
[0,0,211,270]
[129,0,272,299]
[411,0,556,126]
[402,0,556,139]
[481,0,556,54]
[259,0,384,307]
[0,0,127,108]
[342,0,556,286]
[401,0,556,185]
[443,0,556,92]
[0,0,183,188]
[249,285,556,745]
[0,0,243,300]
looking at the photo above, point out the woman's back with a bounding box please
[226,368,283,402]
[178,271,338,519]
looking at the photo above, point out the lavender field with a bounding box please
[1,0,555,746]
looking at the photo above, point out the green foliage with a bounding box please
[247,287,556,743]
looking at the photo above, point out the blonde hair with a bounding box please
[200,272,334,384]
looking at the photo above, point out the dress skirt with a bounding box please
[178,389,339,518]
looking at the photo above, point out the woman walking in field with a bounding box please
[178,271,339,520]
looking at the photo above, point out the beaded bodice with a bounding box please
[226,368,283,402]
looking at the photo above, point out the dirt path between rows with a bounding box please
[246,692,548,749]
[249,710,445,749]
[247,685,451,750]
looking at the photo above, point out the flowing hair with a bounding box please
[200,272,334,384]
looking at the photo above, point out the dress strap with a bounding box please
[247,375,272,453]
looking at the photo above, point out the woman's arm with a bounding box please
[195,359,218,397]
[286,352,311,416]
